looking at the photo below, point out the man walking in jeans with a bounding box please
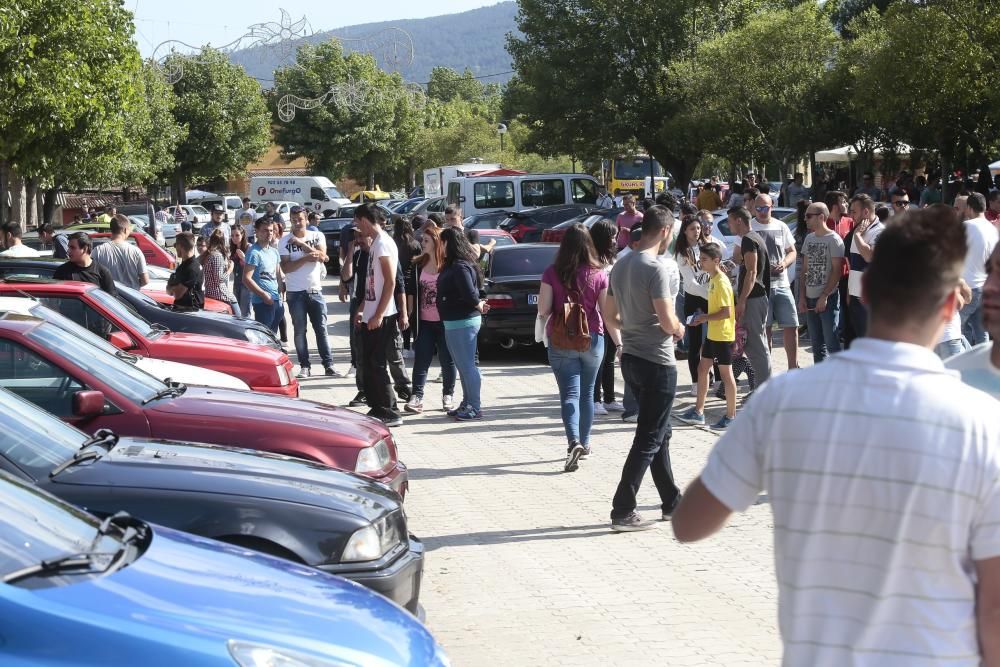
[280,205,338,379]
[606,205,684,531]
[353,203,402,427]
[730,206,772,390]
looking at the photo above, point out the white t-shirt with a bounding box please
[848,219,884,297]
[963,216,999,289]
[946,342,1000,400]
[750,218,796,288]
[362,230,398,323]
[701,339,1000,666]
[279,230,326,292]
[939,309,963,344]
[0,243,38,257]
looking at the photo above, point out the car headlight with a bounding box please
[228,640,352,667]
[341,512,404,562]
[245,328,272,346]
[354,438,391,474]
[275,363,291,386]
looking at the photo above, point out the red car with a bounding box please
[0,314,407,496]
[476,228,517,248]
[0,280,297,397]
[540,208,629,248]
[145,288,233,314]
[90,231,176,269]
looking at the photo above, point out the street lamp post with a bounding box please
[497,123,507,156]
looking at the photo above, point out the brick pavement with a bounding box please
[295,280,808,666]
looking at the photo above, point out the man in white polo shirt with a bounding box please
[958,192,998,345]
[948,241,1000,399]
[672,206,1000,665]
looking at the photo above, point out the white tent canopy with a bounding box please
[814,144,915,163]
[989,159,1000,175]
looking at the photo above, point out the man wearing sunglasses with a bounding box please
[889,187,912,216]
[750,194,799,369]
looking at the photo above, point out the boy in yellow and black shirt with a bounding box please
[677,244,738,430]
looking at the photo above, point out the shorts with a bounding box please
[702,338,733,365]
[768,284,799,328]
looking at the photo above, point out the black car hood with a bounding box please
[54,438,397,521]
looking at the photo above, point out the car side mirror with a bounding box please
[73,390,105,417]
[109,330,137,350]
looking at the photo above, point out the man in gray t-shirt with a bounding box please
[90,215,148,290]
[606,206,684,532]
[797,202,845,363]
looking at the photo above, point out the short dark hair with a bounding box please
[875,204,891,222]
[888,187,908,200]
[428,213,445,226]
[444,205,460,217]
[825,190,848,211]
[989,190,1000,203]
[700,243,722,261]
[110,214,130,235]
[254,217,274,230]
[967,192,987,214]
[655,191,677,210]
[864,205,966,326]
[68,231,92,253]
[758,182,771,195]
[3,222,22,239]
[727,206,752,226]
[851,193,875,213]
[640,205,673,236]
[175,231,195,252]
[355,203,385,226]
[40,223,55,236]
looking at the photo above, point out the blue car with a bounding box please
[0,471,449,667]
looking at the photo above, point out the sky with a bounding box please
[131,0,500,58]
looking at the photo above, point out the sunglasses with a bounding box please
[892,200,910,207]
[755,206,771,212]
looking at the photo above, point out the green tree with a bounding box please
[272,40,422,189]
[166,49,270,201]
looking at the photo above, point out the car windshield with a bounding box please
[146,265,172,281]
[26,303,120,357]
[114,283,161,311]
[27,322,163,404]
[89,288,155,338]
[0,471,106,580]
[490,247,558,278]
[0,388,83,478]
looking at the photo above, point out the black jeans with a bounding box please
[611,354,680,520]
[593,330,616,404]
[359,314,401,419]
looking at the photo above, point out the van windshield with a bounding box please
[324,187,344,200]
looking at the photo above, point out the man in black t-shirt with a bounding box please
[53,232,117,295]
[166,232,204,311]
[728,206,772,387]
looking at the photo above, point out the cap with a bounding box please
[211,204,225,213]
[289,205,305,214]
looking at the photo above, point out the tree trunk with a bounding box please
[174,173,187,205]
[25,177,38,229]
[0,160,8,226]
[8,168,26,231]
[367,167,375,191]
[43,187,59,226]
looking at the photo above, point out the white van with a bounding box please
[446,173,600,214]
[250,176,350,214]
[424,163,502,198]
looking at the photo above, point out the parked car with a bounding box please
[408,196,448,217]
[498,204,598,243]
[476,228,516,249]
[0,258,244,327]
[89,230,176,269]
[480,243,559,349]
[164,204,211,232]
[0,280,298,396]
[0,386,424,612]
[463,210,512,230]
[254,200,299,220]
[0,296,249,391]
[331,202,395,220]
[390,197,426,214]
[0,470,446,665]
[0,312,408,495]
[541,208,626,246]
[317,215,354,270]
[158,218,180,247]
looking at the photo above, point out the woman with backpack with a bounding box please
[538,223,622,472]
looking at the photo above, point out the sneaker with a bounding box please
[662,495,683,521]
[345,365,356,378]
[580,444,593,459]
[593,401,608,416]
[404,396,423,414]
[564,442,584,472]
[348,392,367,407]
[454,406,483,421]
[711,416,735,430]
[676,407,705,426]
[446,401,467,417]
[604,401,625,413]
[324,366,342,377]
[296,367,311,379]
[622,413,638,423]
[380,413,403,428]
[610,511,654,532]
[442,394,455,411]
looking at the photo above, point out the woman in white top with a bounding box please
[676,215,722,390]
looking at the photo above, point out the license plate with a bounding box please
[528,294,538,305]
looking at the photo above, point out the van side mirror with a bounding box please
[73,390,105,417]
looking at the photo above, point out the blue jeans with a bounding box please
[961,288,988,346]
[548,336,605,446]
[805,296,841,363]
[412,320,456,398]
[444,320,481,411]
[935,337,967,360]
[611,355,680,519]
[234,281,251,321]
[227,301,242,318]
[252,298,284,334]
[287,290,333,368]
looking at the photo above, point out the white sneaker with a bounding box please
[345,365,356,378]
[593,401,608,415]
[403,396,423,414]
[604,401,625,413]
[442,394,455,411]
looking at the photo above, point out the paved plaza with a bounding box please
[297,280,804,666]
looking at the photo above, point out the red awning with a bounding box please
[467,168,527,177]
